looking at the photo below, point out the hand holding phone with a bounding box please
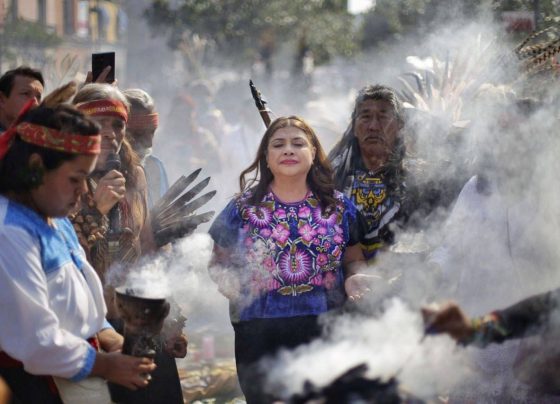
[92,52,115,83]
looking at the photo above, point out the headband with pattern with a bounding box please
[0,119,101,160]
[75,99,128,122]
[126,112,159,131]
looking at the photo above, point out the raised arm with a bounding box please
[423,288,560,347]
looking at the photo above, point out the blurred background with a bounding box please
[2,1,560,402]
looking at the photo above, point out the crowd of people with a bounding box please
[0,56,559,404]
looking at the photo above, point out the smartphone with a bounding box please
[92,52,115,83]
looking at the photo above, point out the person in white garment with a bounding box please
[0,102,156,403]
[429,95,559,401]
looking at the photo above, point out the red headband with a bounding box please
[0,122,101,160]
[76,99,128,122]
[126,112,159,131]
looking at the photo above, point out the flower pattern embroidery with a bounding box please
[271,223,290,245]
[298,223,317,244]
[245,205,273,228]
[236,190,351,297]
[278,248,312,284]
[316,253,328,268]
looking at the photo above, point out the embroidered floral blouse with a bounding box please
[209,189,362,322]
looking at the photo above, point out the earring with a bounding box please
[27,166,44,188]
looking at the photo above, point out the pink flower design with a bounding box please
[298,223,317,243]
[246,206,273,228]
[250,272,265,295]
[332,246,342,258]
[244,237,254,248]
[312,208,338,226]
[311,275,323,286]
[260,228,272,238]
[323,272,337,290]
[271,223,290,244]
[278,249,312,284]
[286,208,298,220]
[316,253,328,268]
[263,256,276,272]
[275,208,287,219]
[317,226,328,235]
[333,234,344,244]
[298,206,311,218]
[334,225,343,234]
[266,278,282,291]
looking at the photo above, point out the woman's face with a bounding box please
[31,154,97,218]
[90,115,126,169]
[266,126,316,181]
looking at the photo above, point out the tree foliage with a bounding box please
[363,0,487,42]
[492,0,560,26]
[3,18,62,49]
[144,0,358,65]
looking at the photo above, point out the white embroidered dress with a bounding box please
[0,195,107,383]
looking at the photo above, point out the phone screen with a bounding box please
[92,52,115,83]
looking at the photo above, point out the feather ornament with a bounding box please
[41,81,78,108]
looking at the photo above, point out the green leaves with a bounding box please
[144,0,358,65]
[2,18,62,49]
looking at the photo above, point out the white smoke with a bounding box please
[31,0,560,400]
[264,299,471,401]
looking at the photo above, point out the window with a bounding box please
[37,0,46,25]
[9,0,18,21]
[63,0,74,35]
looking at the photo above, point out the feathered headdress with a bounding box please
[399,26,560,127]
[515,26,560,79]
[397,32,504,132]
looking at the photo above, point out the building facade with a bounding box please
[0,0,127,87]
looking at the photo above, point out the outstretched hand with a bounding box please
[421,302,474,343]
[344,273,384,301]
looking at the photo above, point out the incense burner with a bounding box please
[114,287,170,357]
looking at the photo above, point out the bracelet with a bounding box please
[466,312,509,347]
[70,197,109,247]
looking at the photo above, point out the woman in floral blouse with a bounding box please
[209,116,366,403]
